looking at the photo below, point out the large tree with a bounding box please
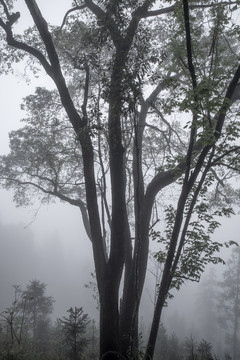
[0,1,240,359]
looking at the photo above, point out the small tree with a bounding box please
[184,335,198,360]
[58,306,90,360]
[197,339,214,360]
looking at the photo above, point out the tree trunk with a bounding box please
[99,279,121,359]
[145,280,168,360]
[120,211,152,359]
[120,271,139,359]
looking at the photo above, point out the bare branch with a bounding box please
[148,103,186,148]
[1,173,92,240]
[145,71,173,104]
[133,0,159,17]
[143,4,176,17]
[210,168,225,187]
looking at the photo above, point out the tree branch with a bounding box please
[143,1,238,18]
[183,0,197,90]
[59,4,86,31]
[182,0,198,185]
[1,175,81,206]
[24,0,62,71]
[133,0,158,18]
[215,64,240,139]
[2,174,93,240]
[0,18,52,76]
[148,103,186,148]
[171,148,215,276]
[211,146,240,166]
[85,0,121,46]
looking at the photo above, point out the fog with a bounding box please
[0,2,239,359]
[0,87,238,360]
[1,179,238,331]
[0,188,98,320]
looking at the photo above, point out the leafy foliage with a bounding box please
[0,0,240,358]
[0,87,85,207]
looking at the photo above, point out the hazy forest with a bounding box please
[0,0,240,359]
[1,251,240,360]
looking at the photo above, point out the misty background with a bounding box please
[0,0,239,354]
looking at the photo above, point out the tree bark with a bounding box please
[99,271,121,359]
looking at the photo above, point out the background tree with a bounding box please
[184,335,198,360]
[197,339,214,360]
[23,280,54,348]
[0,280,55,360]
[167,332,184,360]
[85,319,99,360]
[153,323,168,360]
[58,306,90,360]
[218,247,240,360]
[0,285,28,353]
[193,269,221,352]
[0,1,240,359]
[153,324,184,360]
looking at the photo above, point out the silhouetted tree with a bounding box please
[184,335,198,360]
[197,339,214,360]
[58,306,90,360]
